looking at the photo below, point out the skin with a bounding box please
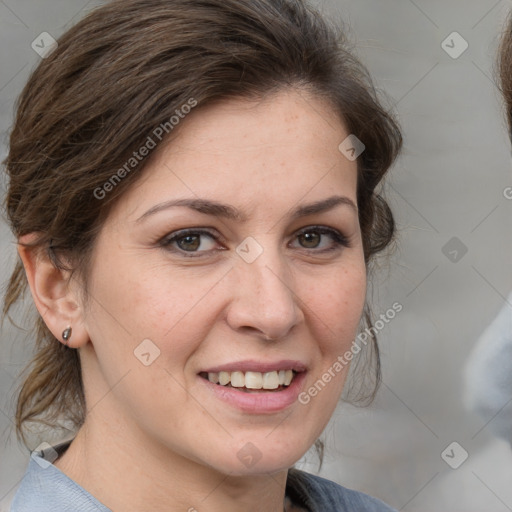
[19,88,367,512]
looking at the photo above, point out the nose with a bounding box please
[226,242,303,341]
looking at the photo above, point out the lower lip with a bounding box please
[199,372,307,413]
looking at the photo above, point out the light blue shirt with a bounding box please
[10,440,398,511]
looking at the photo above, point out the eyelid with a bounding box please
[158,225,350,257]
[158,228,222,252]
[293,225,351,249]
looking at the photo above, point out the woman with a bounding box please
[3,0,402,510]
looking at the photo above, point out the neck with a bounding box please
[53,418,291,512]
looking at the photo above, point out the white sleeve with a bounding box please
[463,293,512,444]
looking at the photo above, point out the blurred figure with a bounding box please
[464,295,512,447]
[463,13,512,446]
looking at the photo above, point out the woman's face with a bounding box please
[79,88,366,475]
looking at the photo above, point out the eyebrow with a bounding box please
[136,194,358,224]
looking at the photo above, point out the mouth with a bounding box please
[198,363,308,413]
[198,370,298,393]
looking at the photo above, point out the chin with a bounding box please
[202,440,310,477]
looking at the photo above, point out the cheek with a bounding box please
[305,262,367,353]
[286,262,366,445]
[81,258,213,427]
[83,254,227,372]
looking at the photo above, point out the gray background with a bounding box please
[2,0,512,510]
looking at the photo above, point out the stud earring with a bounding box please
[62,326,72,345]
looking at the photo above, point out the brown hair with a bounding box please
[2,0,402,451]
[499,11,512,137]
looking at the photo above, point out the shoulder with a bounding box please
[286,468,398,512]
[9,443,110,512]
[464,292,512,443]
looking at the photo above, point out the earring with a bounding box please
[62,326,72,345]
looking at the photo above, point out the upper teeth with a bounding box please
[208,370,294,389]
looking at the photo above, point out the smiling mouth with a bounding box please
[199,370,297,393]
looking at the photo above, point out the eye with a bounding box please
[291,226,350,253]
[159,228,222,257]
[158,225,350,258]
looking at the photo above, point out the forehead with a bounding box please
[168,88,349,155]
[115,89,358,222]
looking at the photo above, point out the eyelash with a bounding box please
[158,226,351,258]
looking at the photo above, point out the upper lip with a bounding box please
[201,360,307,373]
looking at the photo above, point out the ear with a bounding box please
[17,233,89,349]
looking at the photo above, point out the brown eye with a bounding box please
[176,234,201,251]
[293,226,350,252]
[298,231,321,249]
[160,229,220,257]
